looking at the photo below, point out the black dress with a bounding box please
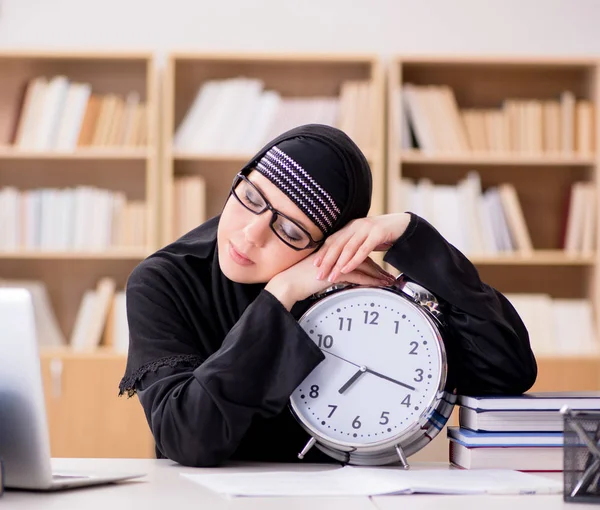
[119,213,537,467]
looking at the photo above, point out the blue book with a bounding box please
[447,426,563,447]
[458,392,600,412]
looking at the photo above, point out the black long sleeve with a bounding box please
[124,259,325,467]
[384,213,537,396]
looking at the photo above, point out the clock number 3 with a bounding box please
[414,368,424,382]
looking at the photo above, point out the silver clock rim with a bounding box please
[289,286,449,455]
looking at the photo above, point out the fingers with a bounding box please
[314,231,357,282]
[341,268,391,288]
[353,258,395,284]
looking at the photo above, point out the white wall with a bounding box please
[0,0,599,57]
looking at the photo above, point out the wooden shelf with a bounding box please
[163,52,385,245]
[0,249,150,260]
[469,250,596,266]
[399,150,596,166]
[0,147,151,160]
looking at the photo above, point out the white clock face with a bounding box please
[290,288,443,447]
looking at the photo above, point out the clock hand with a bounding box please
[364,368,416,391]
[322,350,361,368]
[338,366,367,394]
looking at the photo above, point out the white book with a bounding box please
[173,80,220,151]
[402,84,436,153]
[69,289,97,350]
[244,90,281,152]
[54,82,92,151]
[16,77,49,150]
[34,75,70,151]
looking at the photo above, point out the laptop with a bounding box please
[0,287,145,490]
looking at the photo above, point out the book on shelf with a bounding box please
[399,84,595,155]
[5,75,148,150]
[173,175,207,239]
[70,277,129,352]
[173,77,374,154]
[398,171,533,256]
[564,181,597,255]
[0,186,146,251]
[503,293,598,358]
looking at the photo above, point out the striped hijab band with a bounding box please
[255,146,341,234]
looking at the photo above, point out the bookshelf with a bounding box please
[0,51,159,457]
[388,56,600,391]
[161,52,385,246]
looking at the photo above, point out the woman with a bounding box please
[119,124,537,467]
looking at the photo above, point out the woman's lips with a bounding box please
[229,242,254,266]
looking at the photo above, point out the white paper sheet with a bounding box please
[181,465,563,497]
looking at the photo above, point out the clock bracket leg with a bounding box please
[395,444,410,469]
[298,436,317,460]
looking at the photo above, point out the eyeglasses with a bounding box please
[230,173,323,251]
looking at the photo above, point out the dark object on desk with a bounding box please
[0,457,4,496]
[562,407,600,504]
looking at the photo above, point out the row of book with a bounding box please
[6,75,148,151]
[0,186,146,251]
[398,172,597,256]
[504,294,598,357]
[0,278,128,353]
[449,393,600,471]
[399,84,595,155]
[174,77,374,154]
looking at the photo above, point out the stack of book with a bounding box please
[448,392,600,471]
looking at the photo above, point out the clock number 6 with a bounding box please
[352,416,362,429]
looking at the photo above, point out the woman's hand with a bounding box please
[265,252,396,311]
[313,213,412,283]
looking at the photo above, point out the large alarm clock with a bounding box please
[289,274,456,467]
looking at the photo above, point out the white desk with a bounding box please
[2,458,568,510]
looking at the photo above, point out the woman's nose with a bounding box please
[243,212,272,247]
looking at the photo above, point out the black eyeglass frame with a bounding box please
[230,172,324,251]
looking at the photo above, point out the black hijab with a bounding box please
[119,124,372,394]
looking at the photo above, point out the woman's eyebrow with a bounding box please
[250,179,311,231]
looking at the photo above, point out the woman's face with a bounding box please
[217,171,324,284]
